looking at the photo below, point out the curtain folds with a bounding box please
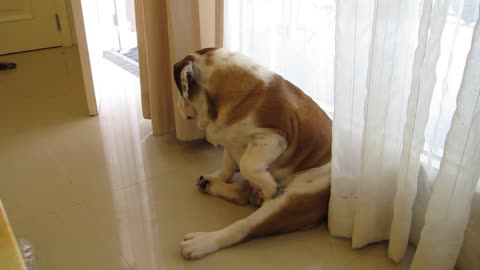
[389,0,451,261]
[410,13,480,269]
[331,0,480,269]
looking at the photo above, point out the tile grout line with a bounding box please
[120,255,135,270]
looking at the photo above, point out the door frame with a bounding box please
[71,0,99,116]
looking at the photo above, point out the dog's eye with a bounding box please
[187,74,196,90]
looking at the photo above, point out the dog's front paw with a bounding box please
[196,176,210,193]
[180,232,220,259]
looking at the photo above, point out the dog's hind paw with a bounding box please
[249,185,282,207]
[249,188,264,207]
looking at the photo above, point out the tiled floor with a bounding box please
[0,47,414,270]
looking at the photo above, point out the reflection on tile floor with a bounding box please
[0,47,413,269]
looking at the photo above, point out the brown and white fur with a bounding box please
[174,48,332,259]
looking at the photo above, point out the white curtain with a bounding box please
[225,0,480,269]
[331,0,480,269]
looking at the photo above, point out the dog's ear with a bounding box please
[173,56,195,99]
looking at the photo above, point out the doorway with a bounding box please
[98,0,139,77]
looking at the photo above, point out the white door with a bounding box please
[0,0,63,54]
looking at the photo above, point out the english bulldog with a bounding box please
[174,48,332,259]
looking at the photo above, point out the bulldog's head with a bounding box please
[173,55,198,121]
[173,49,218,129]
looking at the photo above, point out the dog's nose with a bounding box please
[186,116,192,120]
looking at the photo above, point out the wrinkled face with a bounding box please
[173,56,198,120]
